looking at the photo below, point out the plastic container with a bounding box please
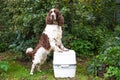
[53,50,76,78]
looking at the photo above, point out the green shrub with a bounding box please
[0,0,117,59]
[88,35,120,79]
[0,43,8,52]
[68,24,111,56]
[104,66,120,80]
[0,61,9,73]
[97,46,120,79]
[0,0,72,53]
[70,39,94,57]
[0,29,16,52]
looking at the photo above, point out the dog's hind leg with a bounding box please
[30,63,37,75]
[36,52,47,72]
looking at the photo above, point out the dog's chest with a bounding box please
[44,25,62,39]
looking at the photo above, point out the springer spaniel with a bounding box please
[26,8,68,75]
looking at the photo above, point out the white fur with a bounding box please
[26,47,33,54]
[44,24,65,51]
[30,47,48,75]
[44,25,62,40]
[50,9,56,20]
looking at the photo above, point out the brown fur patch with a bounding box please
[40,33,51,50]
[29,33,51,59]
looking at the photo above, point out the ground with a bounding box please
[0,52,102,80]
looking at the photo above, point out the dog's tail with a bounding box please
[26,47,33,55]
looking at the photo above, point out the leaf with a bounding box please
[0,61,9,72]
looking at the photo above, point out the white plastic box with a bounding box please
[53,50,76,78]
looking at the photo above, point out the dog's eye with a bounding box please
[50,11,53,14]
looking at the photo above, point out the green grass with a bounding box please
[1,60,55,80]
[0,52,102,80]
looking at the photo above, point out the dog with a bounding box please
[26,8,68,75]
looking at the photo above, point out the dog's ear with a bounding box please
[57,14,64,26]
[55,9,64,26]
[46,15,53,24]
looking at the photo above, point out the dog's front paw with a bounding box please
[55,48,63,53]
[58,50,63,53]
[63,48,69,51]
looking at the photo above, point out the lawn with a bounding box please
[0,52,102,80]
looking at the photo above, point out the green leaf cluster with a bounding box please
[0,61,9,73]
[88,26,120,79]
[0,0,118,58]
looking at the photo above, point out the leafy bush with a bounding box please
[90,46,120,79]
[98,46,120,66]
[0,0,117,59]
[104,66,120,80]
[0,1,65,53]
[0,0,73,53]
[70,39,94,57]
[0,61,9,73]
[88,26,120,79]
[67,24,111,56]
[0,29,16,52]
[0,43,8,52]
[97,46,120,79]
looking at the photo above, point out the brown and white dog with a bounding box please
[26,8,68,75]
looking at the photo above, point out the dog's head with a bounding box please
[46,8,64,26]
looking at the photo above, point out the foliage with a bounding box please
[0,28,17,52]
[66,24,111,56]
[0,0,117,58]
[88,25,120,79]
[70,39,94,57]
[0,43,8,52]
[104,66,120,80]
[0,61,9,73]
[75,0,115,26]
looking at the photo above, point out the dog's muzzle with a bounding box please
[50,13,56,20]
